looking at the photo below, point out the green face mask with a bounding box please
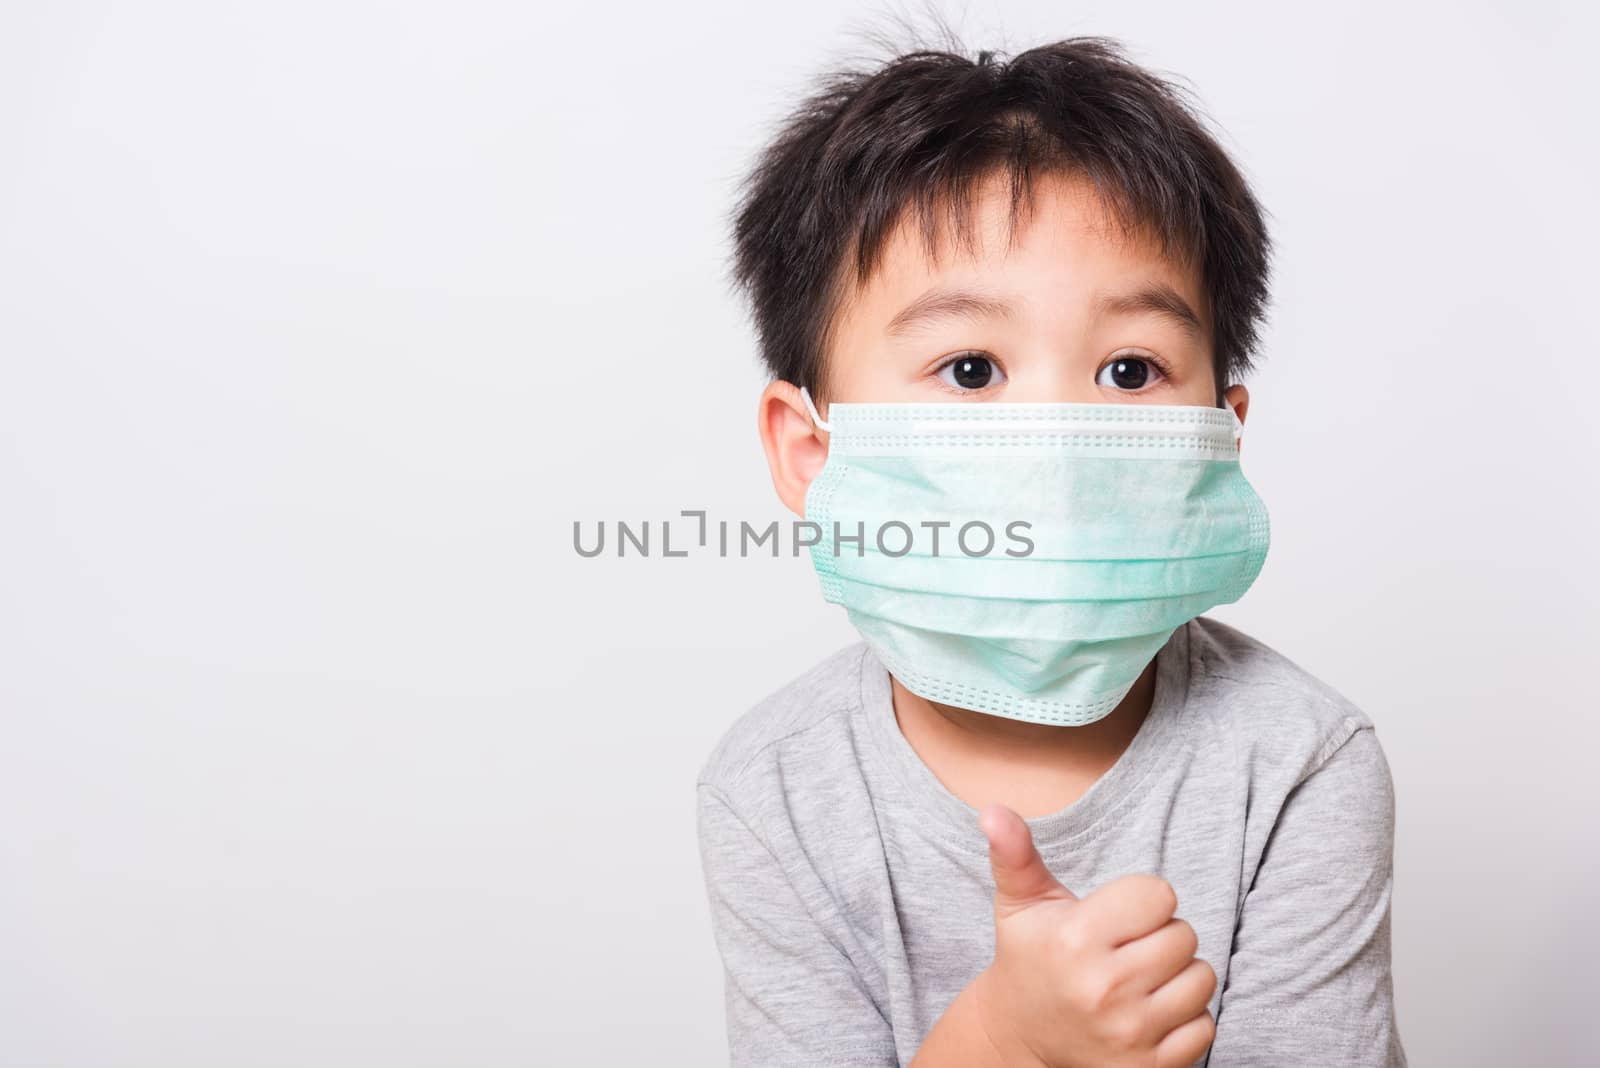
[799,388,1269,727]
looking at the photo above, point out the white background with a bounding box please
[3,1,1597,1064]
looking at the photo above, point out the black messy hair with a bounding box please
[727,32,1273,403]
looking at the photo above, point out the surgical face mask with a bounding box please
[798,386,1269,727]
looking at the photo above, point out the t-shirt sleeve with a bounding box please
[696,782,898,1068]
[1207,722,1408,1067]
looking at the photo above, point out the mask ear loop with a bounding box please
[1218,394,1244,441]
[799,385,833,433]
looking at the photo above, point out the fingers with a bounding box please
[1112,916,1200,994]
[1154,1008,1217,1068]
[1146,957,1218,1042]
[979,803,1076,913]
[1076,873,1178,947]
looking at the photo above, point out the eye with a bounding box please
[1096,353,1167,392]
[936,352,1007,391]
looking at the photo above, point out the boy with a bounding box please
[697,36,1404,1068]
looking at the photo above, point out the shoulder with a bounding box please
[696,640,872,803]
[1182,616,1392,789]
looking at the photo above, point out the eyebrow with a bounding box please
[1092,282,1205,341]
[884,287,1018,336]
[882,281,1204,340]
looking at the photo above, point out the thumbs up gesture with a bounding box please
[972,804,1217,1068]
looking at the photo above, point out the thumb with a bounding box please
[980,803,1077,913]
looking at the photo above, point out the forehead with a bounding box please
[835,167,1206,331]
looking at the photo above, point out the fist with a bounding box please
[973,804,1216,1068]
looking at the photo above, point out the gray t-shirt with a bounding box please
[695,616,1406,1067]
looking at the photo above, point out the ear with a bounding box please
[757,379,829,517]
[1223,383,1251,454]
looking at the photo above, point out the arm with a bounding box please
[910,971,1016,1068]
[696,783,899,1067]
[1207,723,1408,1067]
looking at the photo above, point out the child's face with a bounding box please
[758,166,1250,516]
[825,167,1236,409]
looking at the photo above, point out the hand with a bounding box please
[972,804,1217,1068]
